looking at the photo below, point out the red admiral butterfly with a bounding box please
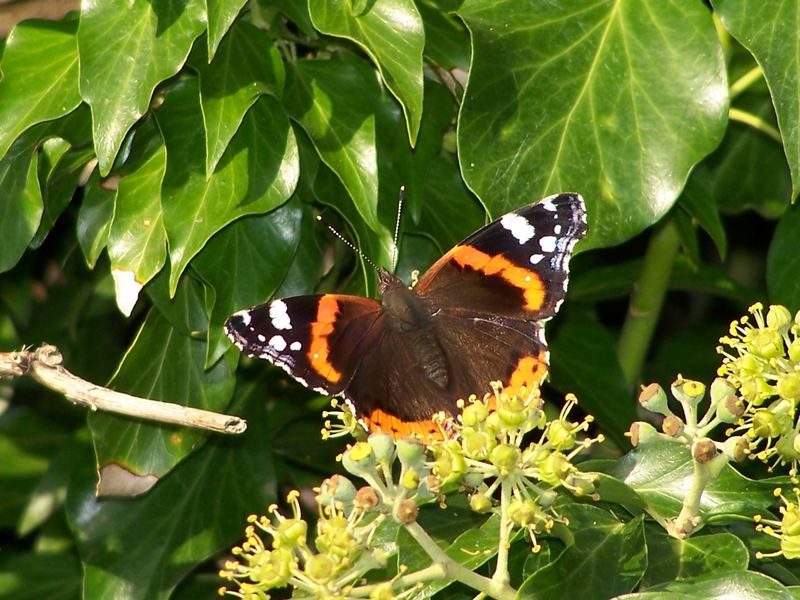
[226,193,587,439]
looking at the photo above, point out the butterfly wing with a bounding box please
[416,192,587,321]
[344,312,547,438]
[225,295,383,395]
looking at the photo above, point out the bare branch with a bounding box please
[0,344,247,435]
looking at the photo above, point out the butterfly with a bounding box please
[225,193,587,439]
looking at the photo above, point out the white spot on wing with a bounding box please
[270,299,292,330]
[539,236,557,252]
[501,214,535,244]
[268,335,287,351]
[233,309,251,326]
[257,334,266,342]
[290,341,302,351]
[530,254,544,264]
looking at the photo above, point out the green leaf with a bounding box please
[679,167,727,260]
[309,0,424,144]
[642,528,749,587]
[77,0,206,174]
[633,571,793,600]
[0,552,81,600]
[76,170,115,269]
[156,78,299,295]
[517,506,646,599]
[68,383,276,600]
[197,20,285,174]
[0,18,81,161]
[709,95,790,218]
[549,309,634,448]
[88,309,236,489]
[768,202,800,312]
[609,440,776,521]
[714,0,800,199]
[0,135,41,273]
[457,0,728,249]
[206,0,248,59]
[285,58,382,234]
[193,198,303,366]
[107,119,168,314]
[417,1,471,71]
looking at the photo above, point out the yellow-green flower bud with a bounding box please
[539,451,572,486]
[251,547,292,588]
[768,305,793,333]
[368,433,395,466]
[778,373,800,401]
[547,419,577,451]
[400,468,420,491]
[508,498,547,528]
[462,401,488,426]
[775,432,800,461]
[275,518,307,548]
[751,329,783,359]
[370,582,396,600]
[490,444,520,474]
[638,383,670,415]
[469,492,493,513]
[789,339,800,364]
[305,553,335,583]
[394,499,419,524]
[538,489,557,507]
[498,396,527,428]
[462,430,494,460]
[752,409,784,438]
[783,502,800,536]
[565,472,596,497]
[671,376,706,407]
[396,437,425,468]
[342,442,376,477]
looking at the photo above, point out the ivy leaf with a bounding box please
[285,58,382,234]
[518,506,646,599]
[206,0,248,59]
[630,571,793,600]
[714,0,800,199]
[88,308,236,493]
[156,78,298,296]
[609,440,776,521]
[193,199,303,367]
[457,0,728,249]
[77,0,206,174]
[76,170,115,268]
[768,202,800,312]
[679,167,727,260]
[68,383,276,600]
[309,0,424,145]
[196,20,285,175]
[0,18,81,160]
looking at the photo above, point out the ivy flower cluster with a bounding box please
[755,488,800,560]
[717,302,800,480]
[219,383,602,599]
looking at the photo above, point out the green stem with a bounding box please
[350,564,446,596]
[492,480,512,586]
[668,453,727,538]
[729,108,782,143]
[730,66,763,99]
[404,521,516,600]
[617,220,681,389]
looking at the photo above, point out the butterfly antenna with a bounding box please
[391,185,404,271]
[316,215,380,272]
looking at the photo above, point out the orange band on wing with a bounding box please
[363,408,444,442]
[451,245,545,310]
[503,351,548,397]
[308,295,342,384]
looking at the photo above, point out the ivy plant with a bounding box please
[2,0,800,598]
